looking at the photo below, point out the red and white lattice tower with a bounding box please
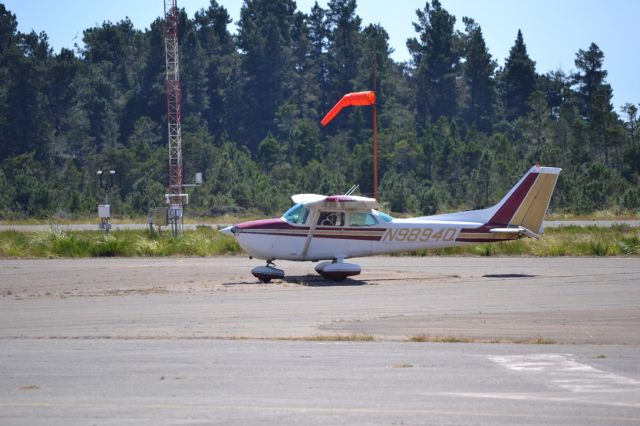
[163,0,183,204]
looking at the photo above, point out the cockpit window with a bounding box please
[317,211,345,227]
[349,212,378,226]
[375,211,394,223]
[283,204,309,225]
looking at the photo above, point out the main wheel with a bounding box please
[319,262,361,281]
[319,270,348,281]
[251,265,284,283]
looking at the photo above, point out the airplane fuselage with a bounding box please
[232,214,516,262]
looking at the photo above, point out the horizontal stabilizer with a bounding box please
[489,226,540,240]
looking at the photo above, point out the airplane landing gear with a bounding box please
[251,261,284,283]
[315,259,361,281]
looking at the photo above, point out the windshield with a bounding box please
[375,210,394,223]
[283,203,310,225]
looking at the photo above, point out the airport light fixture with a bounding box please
[97,169,116,233]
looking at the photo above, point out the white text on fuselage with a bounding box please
[381,227,459,243]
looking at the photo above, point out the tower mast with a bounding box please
[163,0,184,235]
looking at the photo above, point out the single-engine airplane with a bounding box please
[221,165,561,282]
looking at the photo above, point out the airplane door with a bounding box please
[306,210,349,259]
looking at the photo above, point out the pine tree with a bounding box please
[288,11,317,118]
[573,43,609,117]
[407,0,459,131]
[237,0,296,151]
[326,0,362,100]
[307,2,330,115]
[574,43,615,165]
[461,18,495,132]
[194,1,236,137]
[504,29,536,120]
[0,4,21,160]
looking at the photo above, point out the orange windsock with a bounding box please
[320,91,376,126]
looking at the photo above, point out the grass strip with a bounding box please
[396,225,640,257]
[0,225,638,259]
[0,226,241,258]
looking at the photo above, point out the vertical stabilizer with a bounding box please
[488,166,561,233]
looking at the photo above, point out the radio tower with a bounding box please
[163,0,184,236]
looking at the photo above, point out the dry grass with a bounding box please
[408,335,556,344]
[408,335,474,343]
[287,334,376,342]
[18,385,41,391]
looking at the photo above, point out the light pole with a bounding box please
[97,170,115,233]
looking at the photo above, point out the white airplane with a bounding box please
[221,165,561,282]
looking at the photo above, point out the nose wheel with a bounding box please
[251,261,284,283]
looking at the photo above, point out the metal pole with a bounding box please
[372,56,378,201]
[373,102,378,201]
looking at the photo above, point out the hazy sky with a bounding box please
[4,0,639,112]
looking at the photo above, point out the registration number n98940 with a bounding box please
[382,227,458,243]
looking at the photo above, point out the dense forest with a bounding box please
[0,0,638,219]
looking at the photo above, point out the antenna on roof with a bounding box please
[345,184,359,196]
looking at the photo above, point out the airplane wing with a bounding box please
[291,194,325,204]
[291,194,379,210]
[304,195,379,210]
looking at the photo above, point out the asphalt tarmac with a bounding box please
[1,256,639,424]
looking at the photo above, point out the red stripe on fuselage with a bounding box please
[239,230,383,241]
[314,234,382,241]
[236,218,304,230]
[237,220,385,241]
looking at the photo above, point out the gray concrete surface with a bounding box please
[1,340,639,425]
[1,257,639,424]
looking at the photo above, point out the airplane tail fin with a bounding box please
[420,166,561,237]
[487,165,561,233]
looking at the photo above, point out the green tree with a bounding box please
[237,0,296,151]
[573,43,617,166]
[358,23,393,104]
[407,0,459,131]
[621,103,638,143]
[3,153,50,216]
[326,0,362,100]
[307,2,331,115]
[199,2,237,138]
[538,70,569,118]
[0,4,20,159]
[461,18,495,132]
[257,132,285,170]
[503,30,536,120]
[2,27,52,159]
[573,43,608,117]
[287,11,318,119]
